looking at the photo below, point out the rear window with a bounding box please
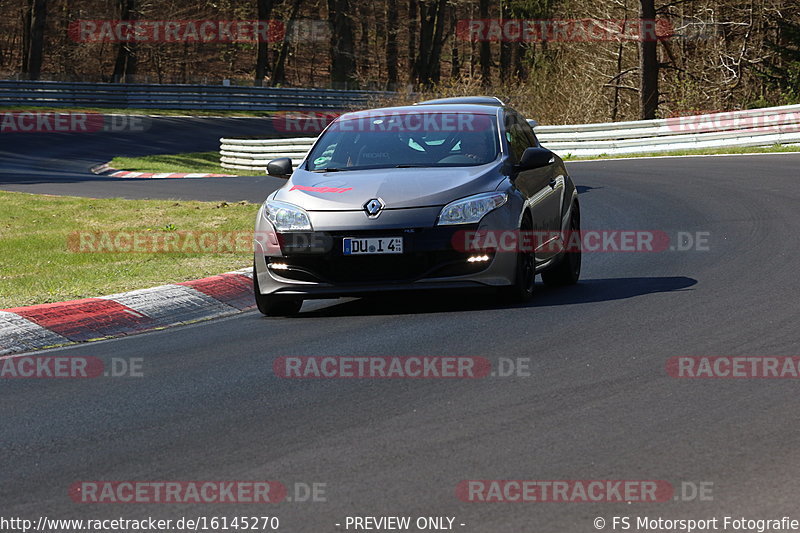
[306,112,500,171]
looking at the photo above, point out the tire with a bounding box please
[253,264,303,316]
[541,202,581,287]
[498,214,536,303]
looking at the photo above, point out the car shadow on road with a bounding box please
[576,185,603,194]
[298,276,697,318]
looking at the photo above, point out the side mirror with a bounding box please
[267,158,293,178]
[517,147,555,171]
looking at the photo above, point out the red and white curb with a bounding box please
[0,268,255,356]
[91,162,236,179]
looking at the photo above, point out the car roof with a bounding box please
[414,96,505,107]
[336,102,504,121]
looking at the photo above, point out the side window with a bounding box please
[519,116,540,147]
[504,114,531,163]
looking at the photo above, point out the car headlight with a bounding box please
[263,200,313,231]
[437,192,507,225]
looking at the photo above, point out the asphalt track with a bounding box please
[0,116,288,201]
[2,119,800,531]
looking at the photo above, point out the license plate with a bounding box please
[343,237,403,255]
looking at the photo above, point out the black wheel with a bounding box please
[541,202,581,287]
[498,214,536,303]
[253,264,303,316]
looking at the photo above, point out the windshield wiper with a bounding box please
[394,164,431,168]
[311,167,346,172]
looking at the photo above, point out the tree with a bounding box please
[386,0,399,89]
[408,0,418,79]
[112,0,138,83]
[415,0,448,88]
[328,0,357,88]
[639,0,659,119]
[479,0,491,87]
[21,0,47,80]
[450,2,460,79]
[271,0,303,86]
[255,0,277,85]
[499,1,512,82]
[21,0,31,76]
[760,19,800,103]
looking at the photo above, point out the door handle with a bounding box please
[548,178,557,187]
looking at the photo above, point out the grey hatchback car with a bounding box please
[253,97,580,315]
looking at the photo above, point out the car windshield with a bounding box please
[306,111,500,171]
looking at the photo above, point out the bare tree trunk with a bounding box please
[479,0,491,87]
[358,2,371,81]
[124,38,138,83]
[255,0,276,86]
[415,0,447,89]
[407,0,417,84]
[20,0,32,76]
[429,0,447,85]
[611,42,624,121]
[512,42,527,81]
[21,0,47,79]
[499,1,511,83]
[386,0,399,90]
[28,0,47,80]
[611,1,629,121]
[328,0,357,88]
[415,1,434,87]
[415,0,448,89]
[272,0,302,86]
[112,0,137,83]
[639,0,659,119]
[449,0,459,79]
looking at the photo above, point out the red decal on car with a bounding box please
[290,185,352,193]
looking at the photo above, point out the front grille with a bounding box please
[269,226,489,284]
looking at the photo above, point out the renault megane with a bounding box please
[253,97,581,316]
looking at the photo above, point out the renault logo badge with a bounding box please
[364,198,384,218]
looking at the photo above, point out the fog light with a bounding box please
[269,262,290,270]
[467,255,490,263]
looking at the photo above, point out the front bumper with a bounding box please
[254,225,518,298]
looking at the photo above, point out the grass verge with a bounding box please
[0,191,256,309]
[109,152,259,176]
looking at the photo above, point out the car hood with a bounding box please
[273,163,505,210]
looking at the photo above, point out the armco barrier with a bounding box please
[220,104,800,170]
[0,80,393,111]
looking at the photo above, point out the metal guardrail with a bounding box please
[220,104,800,169]
[0,80,394,111]
[220,137,317,168]
[541,104,800,156]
